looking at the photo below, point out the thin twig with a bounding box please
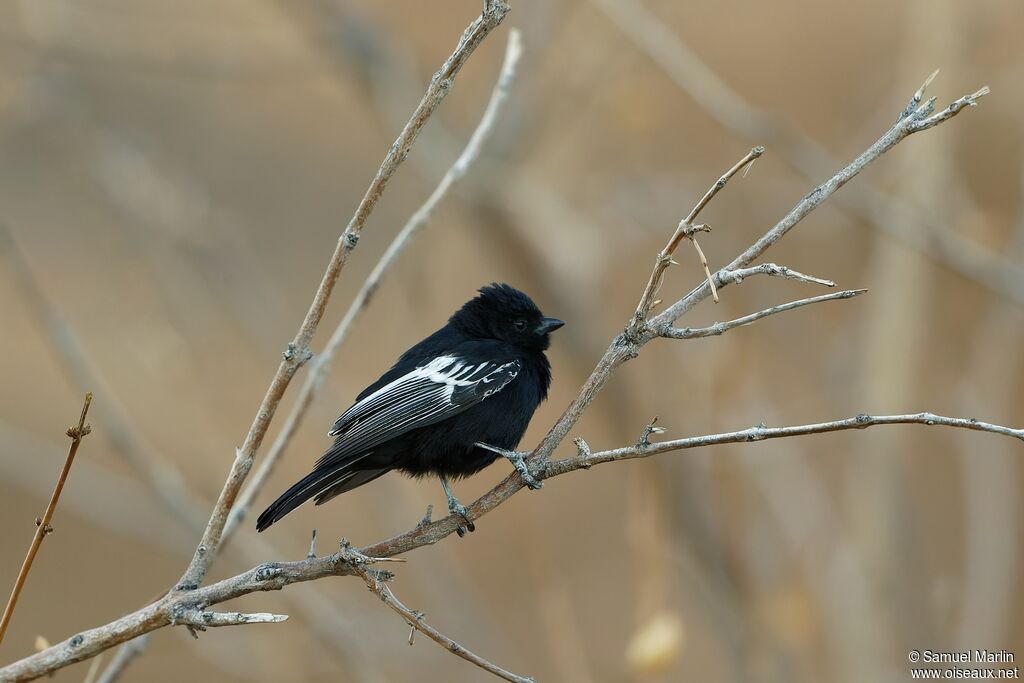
[0,393,93,646]
[552,413,1024,472]
[662,289,866,339]
[94,636,149,683]
[222,27,524,545]
[688,233,718,303]
[346,551,534,683]
[175,609,288,629]
[81,652,104,683]
[629,146,763,336]
[718,263,835,288]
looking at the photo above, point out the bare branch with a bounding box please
[175,609,288,629]
[222,28,524,546]
[662,289,866,339]
[648,78,988,332]
[718,263,835,288]
[588,0,1024,307]
[345,549,534,683]
[688,232,719,303]
[908,86,990,131]
[551,413,1024,473]
[0,393,93,646]
[629,146,763,334]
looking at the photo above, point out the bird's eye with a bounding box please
[512,318,527,332]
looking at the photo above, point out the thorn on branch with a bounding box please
[307,529,318,560]
[686,232,719,303]
[573,437,593,467]
[902,68,941,119]
[637,417,666,448]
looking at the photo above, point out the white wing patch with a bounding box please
[318,355,519,469]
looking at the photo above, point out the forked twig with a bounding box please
[663,289,867,338]
[629,146,764,335]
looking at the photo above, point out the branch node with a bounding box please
[66,424,92,439]
[282,342,313,366]
[417,505,434,528]
[254,564,281,582]
[901,68,941,119]
[681,222,712,238]
[637,417,665,448]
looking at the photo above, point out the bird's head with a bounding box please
[450,283,564,351]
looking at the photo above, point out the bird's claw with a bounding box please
[476,442,543,490]
[447,499,475,536]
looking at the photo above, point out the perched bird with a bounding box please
[256,283,563,535]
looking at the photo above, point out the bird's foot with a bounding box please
[440,475,476,537]
[447,497,475,537]
[475,442,543,490]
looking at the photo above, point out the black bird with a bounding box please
[256,283,563,535]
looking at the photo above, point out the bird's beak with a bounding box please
[536,317,565,334]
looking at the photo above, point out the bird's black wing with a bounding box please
[316,355,520,469]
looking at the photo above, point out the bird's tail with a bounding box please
[256,464,390,532]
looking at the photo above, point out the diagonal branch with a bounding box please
[648,75,989,333]
[345,548,534,683]
[221,27,524,547]
[175,0,510,592]
[94,636,148,683]
[662,289,866,339]
[718,263,835,288]
[588,0,1024,307]
[0,393,93,646]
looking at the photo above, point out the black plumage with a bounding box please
[256,283,563,534]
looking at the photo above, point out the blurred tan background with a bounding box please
[1,1,1023,681]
